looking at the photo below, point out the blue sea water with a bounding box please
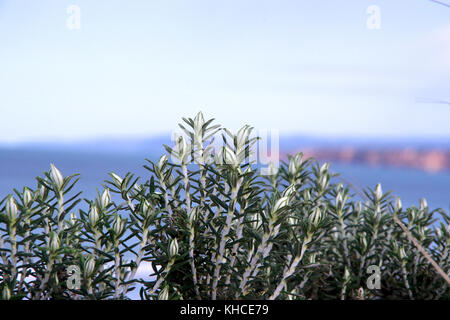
[1,148,449,212]
[331,163,450,213]
[0,148,157,202]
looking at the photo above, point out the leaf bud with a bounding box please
[23,188,33,207]
[158,286,169,300]
[1,286,11,300]
[374,183,383,201]
[112,215,126,237]
[84,255,96,277]
[5,196,18,222]
[101,189,111,209]
[50,164,64,190]
[88,206,99,227]
[169,238,179,258]
[48,231,61,253]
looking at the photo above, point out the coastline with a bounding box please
[283,147,450,173]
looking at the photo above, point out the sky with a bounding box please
[0,0,449,143]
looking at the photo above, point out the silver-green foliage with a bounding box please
[0,113,449,300]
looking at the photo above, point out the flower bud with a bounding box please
[158,286,169,300]
[112,215,126,237]
[23,188,33,207]
[336,191,346,213]
[88,206,99,227]
[194,112,205,133]
[294,153,303,167]
[38,184,48,201]
[48,231,60,253]
[84,255,96,277]
[309,207,322,227]
[101,189,111,209]
[5,196,18,222]
[50,164,64,190]
[335,192,343,207]
[2,286,11,300]
[419,198,428,211]
[374,184,383,201]
[139,199,149,217]
[435,227,442,239]
[176,136,190,163]
[319,175,329,190]
[288,160,297,176]
[223,147,238,167]
[395,197,402,212]
[169,238,179,258]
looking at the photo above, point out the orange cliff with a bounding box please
[281,147,450,173]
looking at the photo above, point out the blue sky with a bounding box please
[0,0,449,143]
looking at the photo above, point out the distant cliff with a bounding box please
[283,148,450,172]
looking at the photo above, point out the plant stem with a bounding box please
[269,242,309,300]
[211,180,241,299]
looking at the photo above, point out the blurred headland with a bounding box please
[283,148,450,173]
[2,134,450,173]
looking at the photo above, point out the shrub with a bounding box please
[0,113,448,300]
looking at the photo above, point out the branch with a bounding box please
[415,97,450,105]
[428,0,450,8]
[393,214,450,285]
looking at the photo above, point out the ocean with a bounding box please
[1,148,449,212]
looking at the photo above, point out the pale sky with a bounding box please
[0,0,449,143]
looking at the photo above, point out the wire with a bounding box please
[428,0,450,8]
